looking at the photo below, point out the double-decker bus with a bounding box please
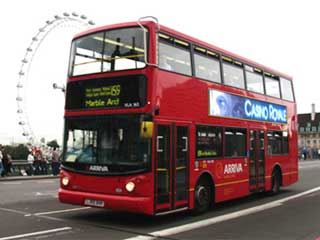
[59,17,298,215]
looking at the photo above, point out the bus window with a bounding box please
[223,63,245,89]
[71,32,104,76]
[280,77,294,101]
[196,125,222,159]
[267,131,288,155]
[225,128,246,157]
[194,50,221,83]
[158,42,192,76]
[245,68,264,94]
[70,27,146,76]
[63,116,152,173]
[66,129,97,164]
[265,77,280,98]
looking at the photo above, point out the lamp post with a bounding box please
[53,83,66,93]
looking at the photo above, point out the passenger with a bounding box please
[159,54,172,71]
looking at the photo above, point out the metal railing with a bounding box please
[10,160,53,176]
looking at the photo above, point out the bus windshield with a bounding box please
[69,27,146,76]
[63,115,152,174]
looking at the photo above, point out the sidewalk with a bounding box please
[0,174,59,181]
[299,158,320,162]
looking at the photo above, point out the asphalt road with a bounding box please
[0,160,320,240]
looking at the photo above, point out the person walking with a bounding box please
[51,147,60,176]
[1,146,11,177]
[27,151,34,175]
[0,145,3,177]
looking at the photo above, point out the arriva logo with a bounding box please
[224,163,243,174]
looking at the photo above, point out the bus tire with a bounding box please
[270,169,281,195]
[193,180,211,215]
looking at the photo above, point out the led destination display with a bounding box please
[209,89,287,124]
[66,75,147,110]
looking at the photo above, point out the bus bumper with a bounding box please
[59,188,154,215]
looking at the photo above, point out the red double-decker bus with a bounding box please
[59,17,298,215]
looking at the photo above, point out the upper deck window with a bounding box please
[245,66,264,94]
[158,34,192,76]
[265,75,280,98]
[222,58,245,89]
[280,77,294,101]
[194,47,221,83]
[69,27,146,76]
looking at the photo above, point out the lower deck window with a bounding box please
[196,125,222,159]
[225,128,247,157]
[267,131,289,155]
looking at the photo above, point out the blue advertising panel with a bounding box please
[209,89,287,124]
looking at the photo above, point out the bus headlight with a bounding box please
[125,181,135,192]
[62,176,70,186]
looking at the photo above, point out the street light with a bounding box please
[53,83,65,92]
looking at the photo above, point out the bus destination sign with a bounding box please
[66,75,147,110]
[84,84,121,108]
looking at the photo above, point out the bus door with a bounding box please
[155,122,189,214]
[249,130,265,192]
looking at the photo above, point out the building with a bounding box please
[298,112,320,159]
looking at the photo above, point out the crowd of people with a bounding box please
[300,147,320,160]
[0,144,61,177]
[26,146,61,176]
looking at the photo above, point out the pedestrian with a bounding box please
[1,146,11,177]
[33,149,42,175]
[302,147,307,160]
[27,150,34,175]
[0,145,3,177]
[51,147,60,176]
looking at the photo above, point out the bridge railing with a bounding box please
[10,160,53,176]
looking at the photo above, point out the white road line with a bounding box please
[0,227,72,240]
[1,182,22,185]
[125,186,320,240]
[0,207,29,215]
[30,207,91,216]
[36,180,56,184]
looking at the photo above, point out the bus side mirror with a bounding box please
[140,121,153,139]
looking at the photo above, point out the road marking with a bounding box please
[0,207,29,215]
[30,207,91,216]
[37,180,56,184]
[125,186,320,240]
[1,182,22,185]
[34,191,58,197]
[0,227,72,240]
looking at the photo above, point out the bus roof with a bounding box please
[74,20,292,80]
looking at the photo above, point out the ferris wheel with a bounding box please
[16,12,95,143]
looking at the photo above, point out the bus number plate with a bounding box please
[84,198,105,207]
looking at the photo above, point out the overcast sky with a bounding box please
[0,0,319,145]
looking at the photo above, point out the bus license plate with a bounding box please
[84,198,105,207]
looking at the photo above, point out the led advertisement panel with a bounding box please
[209,89,287,124]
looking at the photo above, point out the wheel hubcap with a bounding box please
[196,186,209,206]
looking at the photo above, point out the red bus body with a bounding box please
[59,20,298,215]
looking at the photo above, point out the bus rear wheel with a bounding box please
[193,181,211,214]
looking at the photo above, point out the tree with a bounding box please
[47,140,59,149]
[5,144,29,160]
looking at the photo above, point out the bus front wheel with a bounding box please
[193,181,211,214]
